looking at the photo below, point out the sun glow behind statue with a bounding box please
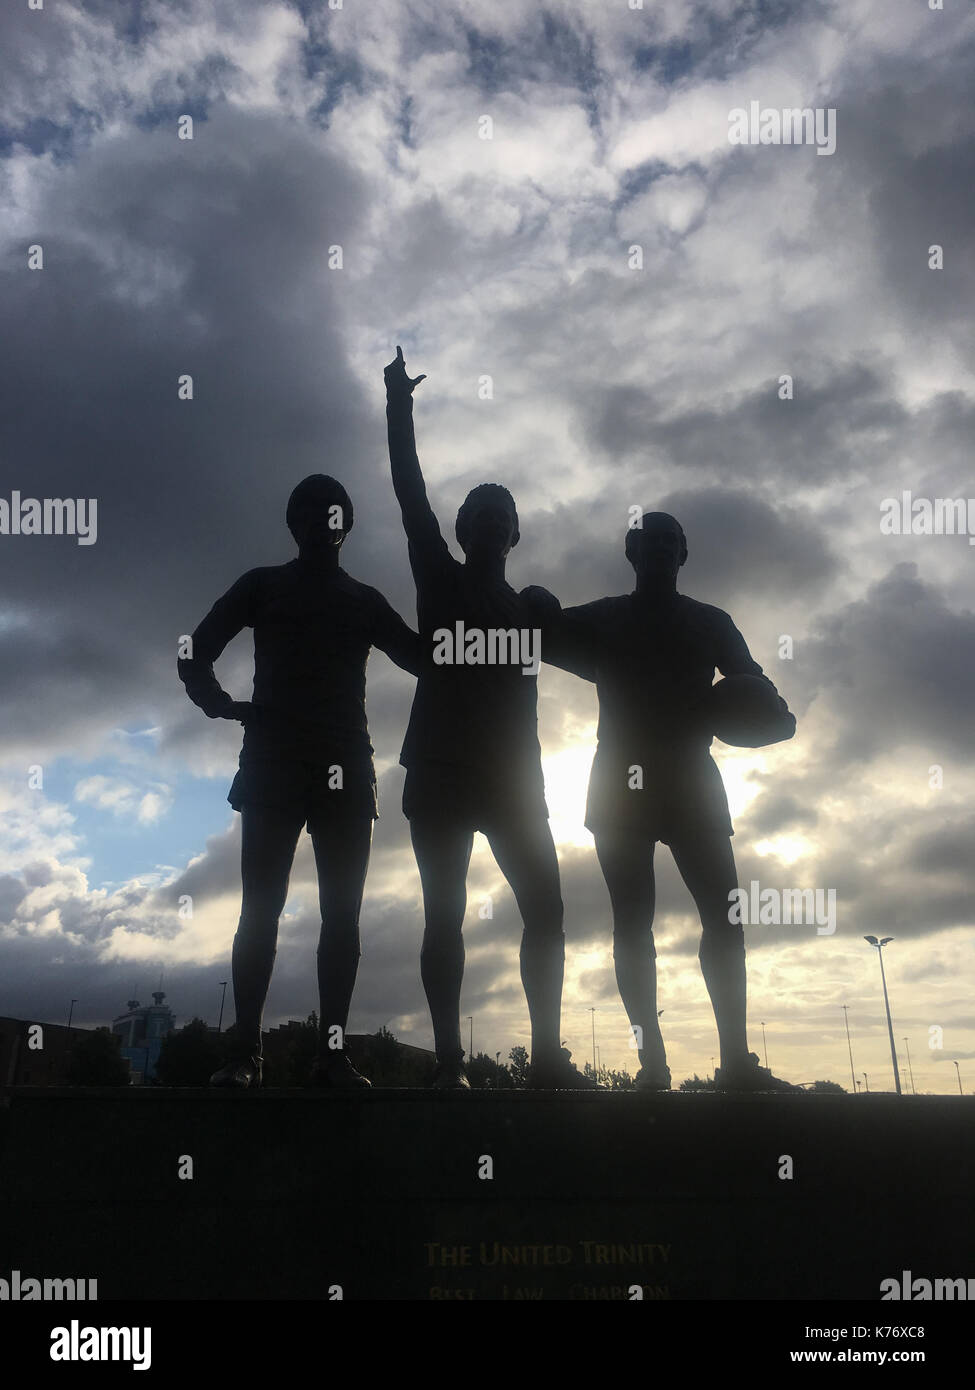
[542,735,599,849]
[543,740,773,851]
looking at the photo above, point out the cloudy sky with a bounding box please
[2,0,972,1091]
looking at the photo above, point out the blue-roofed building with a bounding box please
[111,992,175,1084]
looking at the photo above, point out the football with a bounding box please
[710,675,796,748]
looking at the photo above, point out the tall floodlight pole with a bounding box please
[864,936,902,1095]
[842,1005,856,1092]
[590,1007,596,1079]
[217,981,228,1034]
[67,998,78,1031]
[903,1037,915,1095]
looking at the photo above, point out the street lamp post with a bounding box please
[589,1007,596,1080]
[954,1060,963,1096]
[467,1016,473,1064]
[864,936,902,1095]
[66,998,78,1032]
[903,1037,916,1095]
[760,1021,768,1071]
[217,981,227,1034]
[842,1005,856,1093]
[863,1072,869,1093]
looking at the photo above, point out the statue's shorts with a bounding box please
[228,720,378,823]
[584,742,734,844]
[402,759,549,831]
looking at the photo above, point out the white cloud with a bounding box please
[74,775,173,825]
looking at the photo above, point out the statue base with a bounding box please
[1,1087,970,1300]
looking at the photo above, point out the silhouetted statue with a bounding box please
[385,347,588,1089]
[178,476,421,1088]
[544,511,797,1091]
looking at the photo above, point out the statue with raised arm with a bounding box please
[545,510,798,1092]
[384,346,589,1089]
[178,475,421,1088]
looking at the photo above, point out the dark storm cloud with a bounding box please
[160,820,241,908]
[825,52,975,333]
[0,874,28,922]
[732,774,975,945]
[905,815,975,877]
[741,791,819,837]
[0,619,149,762]
[803,563,975,764]
[0,928,236,1034]
[657,486,836,596]
[581,364,909,486]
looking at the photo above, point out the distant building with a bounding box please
[111,992,175,1084]
[0,1017,81,1086]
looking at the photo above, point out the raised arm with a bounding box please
[384,346,447,564]
[178,570,257,721]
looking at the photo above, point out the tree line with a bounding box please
[58,1019,847,1091]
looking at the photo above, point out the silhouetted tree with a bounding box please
[287,1012,319,1086]
[66,1027,130,1086]
[467,1051,513,1088]
[360,1025,402,1084]
[809,1079,846,1093]
[508,1045,530,1087]
[598,1064,636,1090]
[155,1018,222,1086]
[679,1073,716,1092]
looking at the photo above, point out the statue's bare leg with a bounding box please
[594,829,667,1076]
[669,831,750,1072]
[231,805,304,1056]
[410,817,475,1068]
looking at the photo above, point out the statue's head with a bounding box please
[625,510,687,582]
[455,483,519,560]
[286,475,353,550]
